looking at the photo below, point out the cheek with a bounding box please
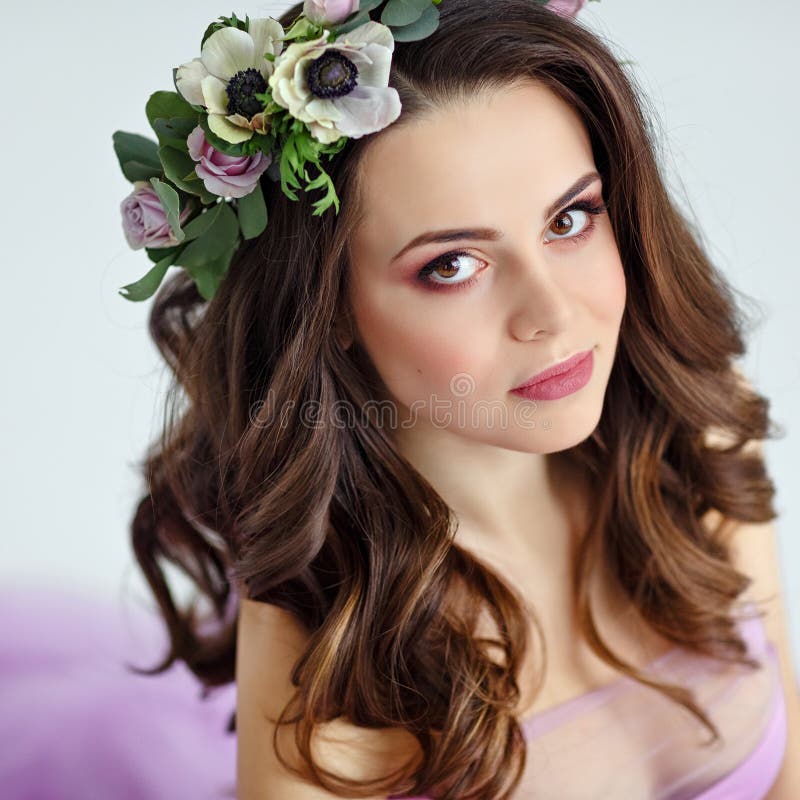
[351,285,487,402]
[586,241,626,326]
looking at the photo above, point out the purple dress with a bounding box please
[0,584,789,799]
[0,584,236,800]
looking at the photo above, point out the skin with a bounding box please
[344,79,627,571]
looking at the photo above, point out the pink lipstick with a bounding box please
[511,348,594,401]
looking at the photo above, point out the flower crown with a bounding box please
[114,0,592,302]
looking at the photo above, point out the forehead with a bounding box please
[352,80,596,256]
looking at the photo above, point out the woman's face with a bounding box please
[347,80,626,454]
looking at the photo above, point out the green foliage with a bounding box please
[333,7,376,36]
[187,248,236,300]
[237,182,268,239]
[158,146,217,204]
[151,116,198,150]
[198,115,248,156]
[273,126,346,215]
[380,0,431,27]
[178,201,238,267]
[282,15,324,42]
[332,0,384,37]
[146,91,196,130]
[389,2,440,40]
[112,131,162,182]
[119,250,178,301]
[145,244,181,264]
[149,177,185,242]
[201,12,251,49]
[182,202,226,242]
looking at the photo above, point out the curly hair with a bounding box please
[127,1,782,797]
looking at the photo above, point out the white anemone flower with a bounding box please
[176,18,285,144]
[268,20,401,145]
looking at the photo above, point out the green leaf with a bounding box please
[332,9,374,36]
[181,203,224,242]
[159,146,217,204]
[146,90,196,130]
[237,182,268,239]
[389,3,440,41]
[151,116,198,150]
[282,15,323,41]
[178,201,239,299]
[331,0,383,37]
[185,247,236,300]
[380,0,431,27]
[178,201,239,268]
[113,131,161,182]
[356,0,385,12]
[118,159,163,182]
[118,250,177,302]
[149,177,185,243]
[145,243,181,264]
[198,114,249,157]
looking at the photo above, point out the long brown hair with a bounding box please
[128,2,781,797]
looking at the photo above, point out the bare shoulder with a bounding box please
[236,597,423,800]
[700,371,800,799]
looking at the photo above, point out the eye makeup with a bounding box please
[414,192,608,293]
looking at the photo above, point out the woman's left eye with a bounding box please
[543,198,608,245]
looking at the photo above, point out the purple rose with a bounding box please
[303,0,359,27]
[546,0,586,17]
[120,181,191,250]
[187,126,272,199]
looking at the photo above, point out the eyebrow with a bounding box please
[389,170,602,263]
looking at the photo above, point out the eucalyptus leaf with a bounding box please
[113,131,161,182]
[185,247,235,300]
[149,177,185,242]
[182,203,224,242]
[119,251,177,302]
[177,201,239,268]
[359,0,386,11]
[335,0,383,30]
[237,182,268,240]
[390,3,440,41]
[119,159,163,182]
[332,9,373,36]
[145,244,181,264]
[152,116,198,150]
[159,146,217,204]
[146,91,196,130]
[381,0,431,27]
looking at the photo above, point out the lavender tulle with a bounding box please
[0,584,237,800]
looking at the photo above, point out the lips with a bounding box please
[512,348,593,390]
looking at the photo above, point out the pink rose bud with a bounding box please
[303,0,359,27]
[546,0,587,17]
[120,182,191,250]
[187,126,272,200]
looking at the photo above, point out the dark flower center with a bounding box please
[226,68,268,118]
[307,50,359,99]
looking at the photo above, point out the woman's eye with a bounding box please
[417,251,485,290]
[542,197,607,244]
[544,208,591,242]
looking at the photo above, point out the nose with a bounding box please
[508,255,575,342]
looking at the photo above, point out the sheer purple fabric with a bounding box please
[395,600,788,799]
[0,586,787,799]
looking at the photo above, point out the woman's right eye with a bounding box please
[416,250,486,292]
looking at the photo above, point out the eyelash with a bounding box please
[415,194,608,293]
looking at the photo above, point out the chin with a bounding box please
[499,391,605,454]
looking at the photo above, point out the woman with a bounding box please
[10,1,795,798]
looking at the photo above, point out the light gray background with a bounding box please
[1,2,797,659]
